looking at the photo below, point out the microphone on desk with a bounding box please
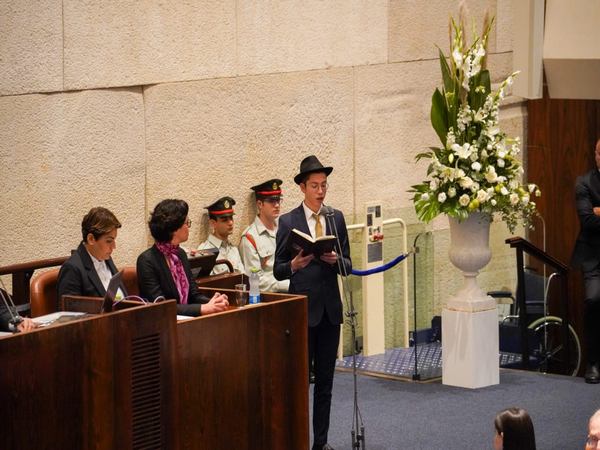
[0,277,23,333]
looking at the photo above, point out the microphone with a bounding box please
[0,277,23,333]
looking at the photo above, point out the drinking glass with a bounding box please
[235,284,248,308]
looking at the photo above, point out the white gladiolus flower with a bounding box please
[510,193,519,205]
[474,110,485,123]
[471,162,482,172]
[438,192,447,203]
[501,187,509,195]
[459,194,470,206]
[452,143,473,159]
[477,189,488,202]
[421,193,430,201]
[448,187,457,198]
[459,177,474,189]
[452,48,463,67]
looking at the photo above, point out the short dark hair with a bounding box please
[494,408,536,450]
[148,199,188,243]
[300,170,327,186]
[81,207,121,242]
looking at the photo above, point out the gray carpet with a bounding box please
[309,369,598,449]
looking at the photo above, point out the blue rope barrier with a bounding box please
[351,252,411,276]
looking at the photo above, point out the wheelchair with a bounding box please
[489,270,581,376]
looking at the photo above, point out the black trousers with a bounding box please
[583,267,600,364]
[308,311,340,446]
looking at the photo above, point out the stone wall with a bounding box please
[0,0,524,350]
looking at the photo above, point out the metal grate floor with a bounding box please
[335,342,524,382]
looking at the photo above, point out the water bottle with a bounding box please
[249,268,261,304]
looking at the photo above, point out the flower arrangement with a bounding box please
[410,15,540,233]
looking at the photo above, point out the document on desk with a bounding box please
[32,311,86,327]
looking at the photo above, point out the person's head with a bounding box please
[595,139,600,170]
[251,179,283,222]
[81,207,121,261]
[294,155,333,212]
[205,197,235,241]
[494,408,536,450]
[148,199,190,245]
[586,409,600,449]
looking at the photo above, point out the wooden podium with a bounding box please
[0,298,178,450]
[178,289,309,449]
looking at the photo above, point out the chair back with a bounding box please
[30,269,60,317]
[120,266,139,297]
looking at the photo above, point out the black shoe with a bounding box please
[312,445,334,450]
[585,363,600,384]
[309,372,315,384]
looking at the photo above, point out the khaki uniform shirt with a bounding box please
[239,216,289,293]
[198,234,244,275]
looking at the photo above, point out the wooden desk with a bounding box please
[0,299,178,450]
[177,289,309,449]
[197,271,248,290]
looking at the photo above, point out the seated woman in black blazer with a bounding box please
[57,207,128,309]
[137,199,228,316]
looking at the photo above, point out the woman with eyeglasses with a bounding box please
[137,199,228,316]
[494,407,537,450]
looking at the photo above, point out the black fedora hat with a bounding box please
[294,155,333,185]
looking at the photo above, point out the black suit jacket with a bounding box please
[274,204,351,327]
[0,303,13,332]
[136,244,210,316]
[571,169,600,272]
[57,243,128,310]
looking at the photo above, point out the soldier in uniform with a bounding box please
[198,196,245,275]
[239,179,290,293]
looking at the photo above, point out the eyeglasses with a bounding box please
[306,182,329,192]
[185,219,192,228]
[264,197,283,205]
[588,436,599,447]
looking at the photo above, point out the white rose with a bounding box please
[430,178,439,191]
[477,189,488,202]
[421,193,430,201]
[501,187,509,195]
[522,195,530,205]
[459,194,470,207]
[487,188,494,196]
[510,193,519,205]
[491,199,497,206]
[448,187,457,198]
[438,192,447,203]
[459,177,474,189]
[471,162,482,172]
[486,171,498,183]
[509,179,519,190]
[497,150,506,159]
[497,158,505,168]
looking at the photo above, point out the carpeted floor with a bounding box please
[309,369,598,449]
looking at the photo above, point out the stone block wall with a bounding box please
[0,0,524,350]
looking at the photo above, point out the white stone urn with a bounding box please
[446,212,496,312]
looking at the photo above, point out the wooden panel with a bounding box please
[177,292,309,449]
[0,301,178,449]
[527,89,600,371]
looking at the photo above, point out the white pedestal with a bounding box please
[442,308,499,389]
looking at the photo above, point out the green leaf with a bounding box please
[414,152,433,162]
[431,88,448,146]
[469,70,491,112]
[437,47,455,95]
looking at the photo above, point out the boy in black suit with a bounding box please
[274,155,351,450]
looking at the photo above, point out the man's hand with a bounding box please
[17,318,36,332]
[594,207,600,216]
[201,292,229,315]
[320,251,337,265]
[291,249,314,272]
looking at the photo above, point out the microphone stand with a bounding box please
[0,277,24,333]
[325,206,365,449]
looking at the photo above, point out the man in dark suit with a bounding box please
[57,207,128,309]
[274,155,352,450]
[571,139,600,384]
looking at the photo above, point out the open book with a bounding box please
[285,228,336,257]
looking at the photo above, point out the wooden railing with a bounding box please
[0,256,68,305]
